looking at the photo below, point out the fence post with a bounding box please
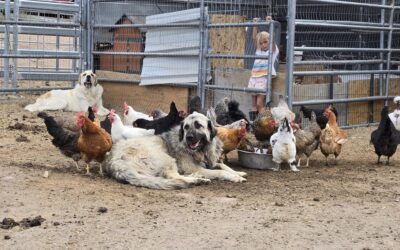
[197,0,206,108]
[12,0,18,89]
[384,0,394,106]
[3,0,11,90]
[286,0,296,108]
[379,0,386,96]
[266,21,274,105]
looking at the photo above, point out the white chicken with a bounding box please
[389,96,400,131]
[123,102,153,126]
[109,109,155,143]
[271,95,296,123]
[270,118,298,171]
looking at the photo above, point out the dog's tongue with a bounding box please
[190,141,200,149]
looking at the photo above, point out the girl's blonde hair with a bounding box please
[256,31,270,49]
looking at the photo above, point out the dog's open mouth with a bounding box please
[188,140,202,150]
[84,81,92,88]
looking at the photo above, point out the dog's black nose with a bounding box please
[86,75,91,82]
[185,134,194,143]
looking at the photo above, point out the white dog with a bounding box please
[25,70,109,116]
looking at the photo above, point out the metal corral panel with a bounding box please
[140,8,203,85]
[293,83,347,127]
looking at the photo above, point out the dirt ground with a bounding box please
[1,95,400,250]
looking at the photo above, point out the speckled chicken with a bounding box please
[293,111,321,167]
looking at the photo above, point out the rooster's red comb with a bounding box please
[123,102,129,111]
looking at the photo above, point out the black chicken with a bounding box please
[300,104,338,129]
[188,96,207,115]
[134,101,186,135]
[370,106,400,165]
[37,112,81,169]
[216,100,250,130]
[87,106,111,135]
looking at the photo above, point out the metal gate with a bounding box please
[0,0,85,93]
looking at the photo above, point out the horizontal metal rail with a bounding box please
[94,23,199,29]
[0,87,72,93]
[92,51,199,57]
[300,0,395,9]
[296,20,395,31]
[294,47,393,52]
[0,49,80,59]
[206,54,273,60]
[208,21,275,28]
[0,26,79,36]
[294,59,385,65]
[293,95,395,106]
[0,21,79,28]
[293,70,400,75]
[0,0,80,12]
[297,19,400,28]
[0,71,79,81]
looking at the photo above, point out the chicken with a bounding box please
[76,112,112,175]
[123,101,153,126]
[271,95,296,123]
[37,112,81,170]
[292,111,321,167]
[216,120,247,162]
[371,106,400,165]
[236,137,255,153]
[109,109,155,143]
[214,96,230,119]
[87,106,112,135]
[150,109,168,119]
[270,118,298,171]
[388,96,400,131]
[188,95,207,115]
[300,104,338,129]
[133,102,186,135]
[216,100,250,130]
[319,109,348,166]
[252,106,277,151]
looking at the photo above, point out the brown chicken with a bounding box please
[252,106,277,151]
[76,112,113,175]
[319,109,348,166]
[236,136,255,153]
[292,111,321,167]
[216,120,247,162]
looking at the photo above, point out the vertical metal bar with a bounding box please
[379,0,386,96]
[86,0,92,70]
[197,0,206,108]
[369,73,374,123]
[384,0,394,106]
[286,0,296,108]
[3,0,11,89]
[266,21,274,104]
[56,11,60,72]
[72,0,79,87]
[12,0,19,89]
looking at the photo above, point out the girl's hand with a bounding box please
[266,16,272,21]
[253,17,260,22]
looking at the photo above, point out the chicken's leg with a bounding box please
[377,155,381,164]
[99,163,104,176]
[289,161,299,172]
[85,164,91,175]
[73,161,81,171]
[386,156,390,165]
[325,156,329,166]
[306,157,310,167]
[297,157,301,167]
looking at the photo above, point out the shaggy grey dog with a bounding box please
[104,112,246,189]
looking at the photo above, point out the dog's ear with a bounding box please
[93,73,98,86]
[179,122,184,141]
[208,120,216,140]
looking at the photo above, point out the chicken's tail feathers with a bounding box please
[108,167,190,190]
[38,112,68,140]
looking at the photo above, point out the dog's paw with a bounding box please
[232,176,247,183]
[235,171,247,177]
[198,178,211,185]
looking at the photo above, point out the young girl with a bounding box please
[248,16,279,119]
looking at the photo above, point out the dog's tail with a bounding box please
[109,167,189,190]
[25,103,39,112]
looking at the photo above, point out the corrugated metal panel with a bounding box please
[140,8,203,85]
